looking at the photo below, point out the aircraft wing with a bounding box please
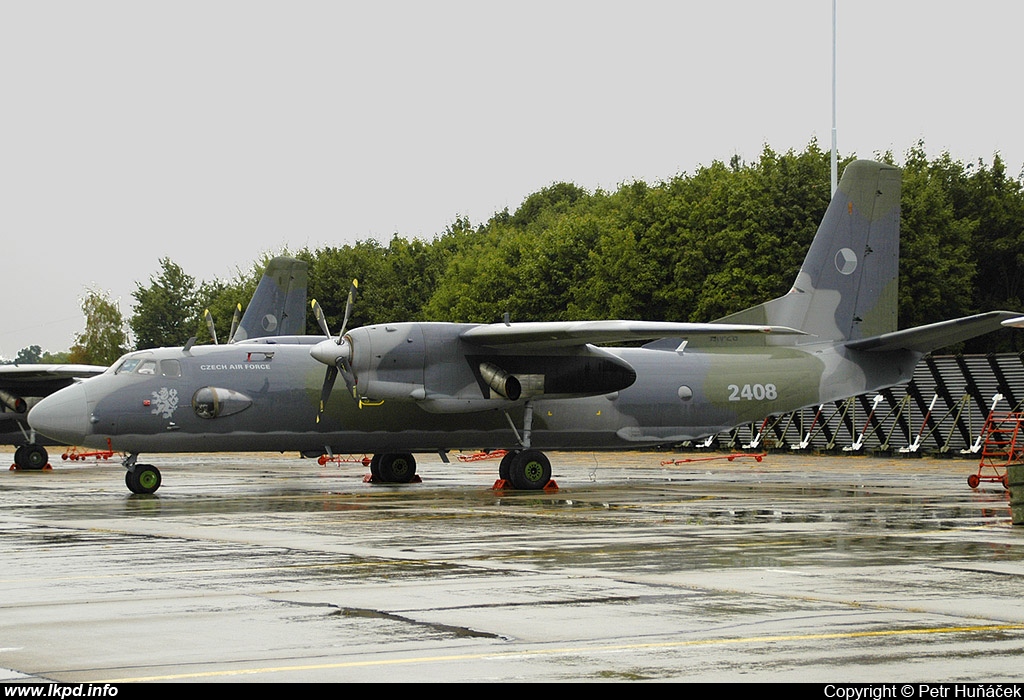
[460,320,806,348]
[0,364,106,391]
[844,311,1020,354]
[0,364,106,378]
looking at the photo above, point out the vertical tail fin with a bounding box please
[233,257,309,341]
[717,160,901,342]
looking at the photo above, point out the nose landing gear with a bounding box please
[123,454,162,494]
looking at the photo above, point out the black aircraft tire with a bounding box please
[499,450,519,481]
[509,450,551,491]
[17,445,48,470]
[370,453,382,480]
[378,453,416,483]
[127,465,162,494]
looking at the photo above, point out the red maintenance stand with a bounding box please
[968,411,1024,489]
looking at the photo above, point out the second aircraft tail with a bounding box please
[234,257,309,341]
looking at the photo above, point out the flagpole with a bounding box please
[831,0,838,196]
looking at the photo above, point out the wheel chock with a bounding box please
[491,478,558,491]
[362,474,422,484]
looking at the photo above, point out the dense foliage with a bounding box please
[294,142,1024,354]
[17,141,1024,362]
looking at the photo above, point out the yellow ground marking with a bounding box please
[100,623,1024,682]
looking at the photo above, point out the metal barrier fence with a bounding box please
[692,353,1024,456]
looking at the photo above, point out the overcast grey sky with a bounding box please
[2,1,1022,359]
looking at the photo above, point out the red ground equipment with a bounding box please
[62,439,116,461]
[317,454,372,466]
[457,450,508,462]
[968,411,1024,489]
[661,453,766,465]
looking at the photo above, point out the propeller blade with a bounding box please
[338,280,358,342]
[228,303,242,343]
[203,309,218,345]
[338,357,357,397]
[311,299,332,338]
[317,366,338,424]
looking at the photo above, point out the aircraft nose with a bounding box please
[29,382,91,445]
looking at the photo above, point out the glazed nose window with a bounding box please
[191,387,253,419]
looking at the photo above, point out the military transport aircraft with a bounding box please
[2,256,309,471]
[27,160,1023,494]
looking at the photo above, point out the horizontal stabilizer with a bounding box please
[844,311,1020,354]
[461,320,806,349]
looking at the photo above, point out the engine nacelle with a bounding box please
[343,322,637,411]
[347,323,429,401]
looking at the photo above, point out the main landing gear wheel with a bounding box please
[125,464,162,494]
[375,453,417,483]
[13,445,48,470]
[499,450,520,481]
[509,450,552,491]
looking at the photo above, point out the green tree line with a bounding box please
[19,141,1024,365]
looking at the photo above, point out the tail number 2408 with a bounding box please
[728,383,778,401]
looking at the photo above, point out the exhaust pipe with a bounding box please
[0,389,27,413]
[479,363,521,401]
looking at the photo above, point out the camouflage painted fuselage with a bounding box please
[42,330,919,455]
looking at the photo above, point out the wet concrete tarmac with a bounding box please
[1,449,1023,683]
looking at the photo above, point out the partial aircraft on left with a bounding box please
[3,255,309,469]
[1,363,108,468]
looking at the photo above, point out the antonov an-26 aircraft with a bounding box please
[28,160,1023,494]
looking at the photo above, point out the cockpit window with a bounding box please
[113,356,164,376]
[114,358,142,375]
